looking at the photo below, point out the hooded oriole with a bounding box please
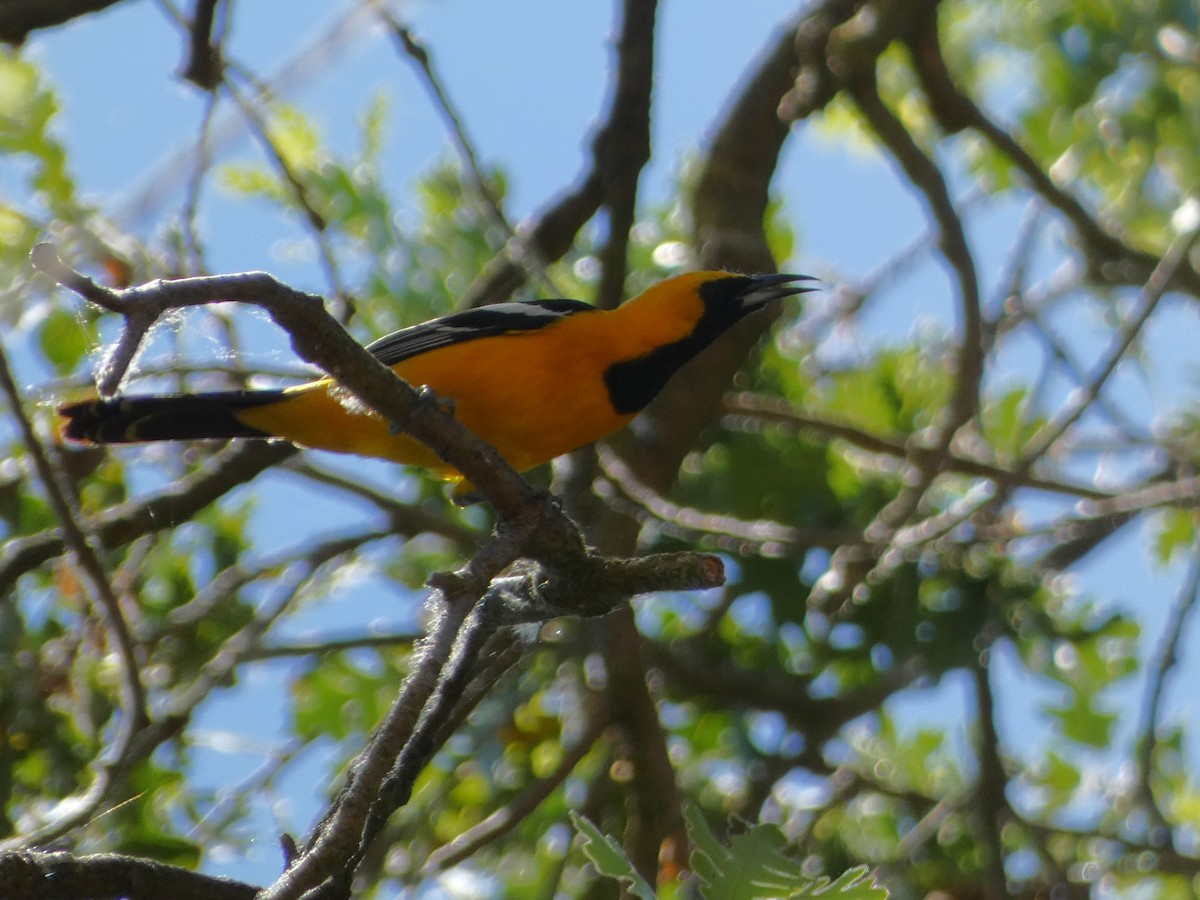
[59,270,814,489]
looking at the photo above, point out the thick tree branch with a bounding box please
[593,0,657,310]
[0,850,258,900]
[181,0,224,90]
[0,0,129,44]
[263,581,480,900]
[971,645,1012,900]
[456,0,657,310]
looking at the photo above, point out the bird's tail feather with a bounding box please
[58,391,288,444]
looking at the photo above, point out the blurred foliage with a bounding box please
[2,2,1199,899]
[952,0,1200,243]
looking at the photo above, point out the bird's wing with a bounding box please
[366,299,599,367]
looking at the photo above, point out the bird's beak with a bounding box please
[739,273,819,311]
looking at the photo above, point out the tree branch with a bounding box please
[593,0,657,310]
[1134,548,1200,850]
[30,242,539,514]
[844,65,982,437]
[721,392,1114,501]
[0,442,293,600]
[455,0,658,311]
[0,0,129,44]
[260,580,481,900]
[1016,214,1200,469]
[420,713,610,875]
[906,14,1200,299]
[0,344,148,728]
[381,17,561,299]
[971,645,1011,900]
[180,0,224,90]
[0,850,258,900]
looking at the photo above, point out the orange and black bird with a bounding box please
[59,271,815,492]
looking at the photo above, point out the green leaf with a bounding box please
[360,88,389,162]
[291,652,404,742]
[37,306,90,373]
[686,805,888,899]
[570,811,657,900]
[1152,509,1197,567]
[0,54,78,212]
[1045,691,1117,748]
[980,387,1044,459]
[1035,750,1083,808]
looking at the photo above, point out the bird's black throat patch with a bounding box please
[602,287,758,415]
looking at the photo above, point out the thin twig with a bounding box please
[180,86,221,272]
[0,346,153,847]
[221,76,350,310]
[0,348,147,722]
[280,458,478,552]
[164,541,343,719]
[421,712,610,875]
[246,631,420,661]
[596,443,859,554]
[189,739,304,842]
[2,502,359,849]
[978,472,1200,539]
[159,527,395,631]
[380,15,561,298]
[1018,212,1200,469]
[1134,547,1200,849]
[907,15,1200,299]
[722,393,1115,501]
[128,1,374,229]
[0,442,294,599]
[847,68,982,452]
[1009,287,1150,444]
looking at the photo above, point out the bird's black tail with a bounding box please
[58,391,287,444]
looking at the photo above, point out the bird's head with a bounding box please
[602,270,819,415]
[622,270,818,342]
[695,270,818,317]
[627,269,815,314]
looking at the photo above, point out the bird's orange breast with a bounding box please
[234,311,635,481]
